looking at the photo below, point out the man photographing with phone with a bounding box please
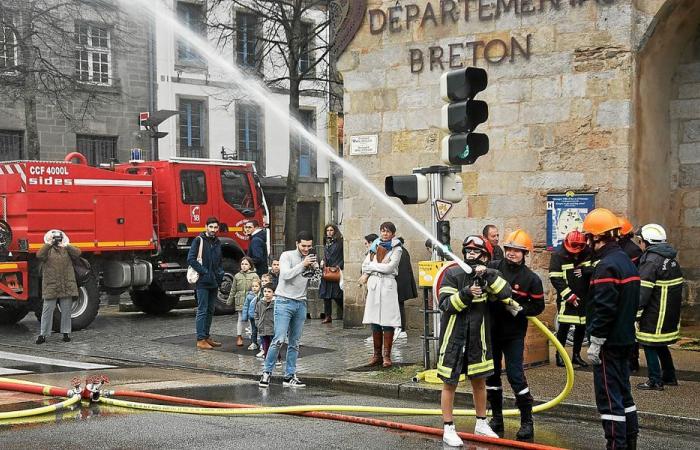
[259,230,318,389]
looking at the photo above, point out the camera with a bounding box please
[51,231,63,245]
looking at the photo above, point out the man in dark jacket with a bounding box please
[486,229,544,441]
[583,208,640,450]
[188,217,225,350]
[483,224,504,261]
[635,224,684,391]
[395,237,418,338]
[246,220,269,277]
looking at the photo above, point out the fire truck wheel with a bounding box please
[0,304,29,325]
[214,257,240,315]
[53,274,100,331]
[130,285,179,315]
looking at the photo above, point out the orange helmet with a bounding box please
[582,208,621,236]
[502,229,533,252]
[618,216,634,235]
[564,230,587,254]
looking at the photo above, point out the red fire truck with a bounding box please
[0,152,268,330]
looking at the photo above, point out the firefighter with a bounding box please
[438,235,513,446]
[583,208,639,450]
[549,230,592,368]
[486,229,544,441]
[618,216,643,372]
[635,224,684,391]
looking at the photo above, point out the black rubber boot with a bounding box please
[515,393,534,441]
[555,353,565,367]
[627,435,637,450]
[572,354,589,367]
[487,389,504,435]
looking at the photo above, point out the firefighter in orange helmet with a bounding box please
[583,208,640,450]
[486,229,544,441]
[549,230,592,367]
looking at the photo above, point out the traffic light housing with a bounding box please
[440,67,489,166]
[437,220,451,247]
[385,174,429,205]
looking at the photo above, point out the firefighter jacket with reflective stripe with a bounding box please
[620,236,643,267]
[636,244,684,346]
[586,242,640,347]
[549,246,592,325]
[488,259,545,341]
[436,265,512,382]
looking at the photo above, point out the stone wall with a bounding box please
[338,0,684,328]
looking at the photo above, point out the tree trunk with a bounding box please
[19,3,40,160]
[284,77,301,250]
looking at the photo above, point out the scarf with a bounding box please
[369,238,393,254]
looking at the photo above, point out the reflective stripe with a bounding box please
[624,405,637,413]
[636,328,680,343]
[450,293,467,312]
[467,359,494,376]
[517,387,530,395]
[441,286,459,294]
[558,313,585,325]
[581,261,592,267]
[561,287,572,298]
[656,286,667,335]
[640,280,655,289]
[636,309,643,319]
[601,414,626,422]
[656,278,684,286]
[549,272,564,278]
[486,386,502,391]
[437,314,458,377]
[480,315,487,365]
[488,276,507,294]
[561,263,574,270]
[472,294,488,303]
[591,276,640,285]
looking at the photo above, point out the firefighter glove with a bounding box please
[566,294,579,307]
[587,336,606,365]
[502,298,523,317]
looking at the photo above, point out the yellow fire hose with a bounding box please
[0,394,81,420]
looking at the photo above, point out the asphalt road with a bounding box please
[1,381,698,450]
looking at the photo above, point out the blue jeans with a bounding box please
[263,296,307,377]
[642,345,677,384]
[195,287,217,340]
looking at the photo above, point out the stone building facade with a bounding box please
[0,4,152,164]
[337,0,700,327]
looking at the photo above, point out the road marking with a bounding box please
[0,351,116,370]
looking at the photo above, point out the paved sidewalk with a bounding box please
[1,305,699,433]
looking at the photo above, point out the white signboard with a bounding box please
[350,135,378,155]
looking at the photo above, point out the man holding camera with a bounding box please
[36,230,81,344]
[259,230,319,389]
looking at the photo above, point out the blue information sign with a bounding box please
[546,191,596,250]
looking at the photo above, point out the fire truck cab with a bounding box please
[0,153,267,330]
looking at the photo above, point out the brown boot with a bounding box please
[382,330,394,368]
[206,338,222,347]
[236,335,244,347]
[368,331,383,366]
[321,317,332,324]
[197,339,214,350]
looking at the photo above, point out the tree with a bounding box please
[206,0,339,249]
[0,0,123,160]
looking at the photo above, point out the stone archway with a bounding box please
[634,0,700,319]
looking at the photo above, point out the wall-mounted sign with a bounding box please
[546,191,596,250]
[350,135,378,155]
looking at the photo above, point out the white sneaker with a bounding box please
[364,335,373,343]
[247,343,259,351]
[442,423,463,447]
[256,349,265,358]
[398,330,408,339]
[474,418,499,438]
[393,329,401,343]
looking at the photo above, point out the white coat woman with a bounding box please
[362,221,402,368]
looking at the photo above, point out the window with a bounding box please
[75,23,111,84]
[298,22,313,74]
[179,98,205,158]
[221,169,254,210]
[180,170,207,204]
[177,1,205,65]
[0,130,22,161]
[236,103,263,171]
[0,12,17,70]
[76,135,118,166]
[236,12,259,71]
[297,109,316,177]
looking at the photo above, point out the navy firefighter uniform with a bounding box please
[587,241,641,450]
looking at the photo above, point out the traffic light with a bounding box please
[385,174,429,205]
[437,220,451,248]
[440,67,489,166]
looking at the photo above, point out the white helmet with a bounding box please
[639,223,666,244]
